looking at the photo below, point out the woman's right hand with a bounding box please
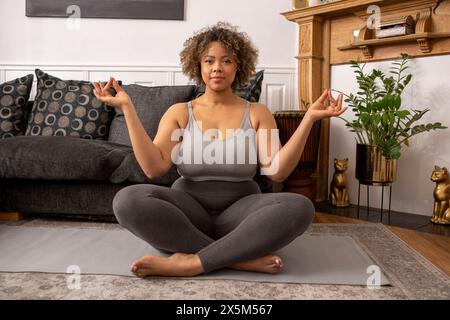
[93,77,133,112]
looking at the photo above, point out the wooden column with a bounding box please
[319,19,331,203]
[295,16,330,202]
[297,16,324,107]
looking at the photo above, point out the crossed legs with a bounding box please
[113,184,315,277]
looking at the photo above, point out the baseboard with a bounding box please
[0,212,26,222]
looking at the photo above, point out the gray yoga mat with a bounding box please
[0,225,390,285]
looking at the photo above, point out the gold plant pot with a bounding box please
[355,144,397,186]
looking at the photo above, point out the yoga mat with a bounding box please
[0,225,390,285]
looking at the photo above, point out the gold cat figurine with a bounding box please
[330,158,349,207]
[431,165,450,225]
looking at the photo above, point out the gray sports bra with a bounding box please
[175,100,258,182]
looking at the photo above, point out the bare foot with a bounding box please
[230,255,283,274]
[131,253,204,278]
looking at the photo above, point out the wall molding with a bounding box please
[0,63,297,111]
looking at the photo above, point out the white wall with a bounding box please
[330,55,450,216]
[0,0,298,110]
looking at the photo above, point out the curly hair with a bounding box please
[180,21,259,90]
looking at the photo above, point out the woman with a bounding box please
[93,22,346,278]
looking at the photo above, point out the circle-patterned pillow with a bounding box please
[25,69,115,139]
[0,74,34,138]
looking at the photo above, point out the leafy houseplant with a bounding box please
[335,54,447,186]
[338,53,447,161]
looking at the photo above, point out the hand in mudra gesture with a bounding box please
[305,89,347,122]
[93,77,132,111]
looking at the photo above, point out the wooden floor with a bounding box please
[314,212,450,276]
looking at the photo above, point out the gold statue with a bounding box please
[330,158,349,207]
[431,165,450,225]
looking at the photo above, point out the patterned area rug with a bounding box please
[0,219,448,299]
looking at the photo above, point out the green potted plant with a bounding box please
[336,53,447,185]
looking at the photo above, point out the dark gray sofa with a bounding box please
[0,82,274,221]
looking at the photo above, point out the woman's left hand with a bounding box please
[305,89,347,122]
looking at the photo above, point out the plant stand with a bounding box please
[357,182,393,224]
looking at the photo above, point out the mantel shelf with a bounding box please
[339,32,450,54]
[283,0,450,62]
[281,0,427,21]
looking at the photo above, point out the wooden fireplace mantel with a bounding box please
[281,0,450,201]
[284,0,408,19]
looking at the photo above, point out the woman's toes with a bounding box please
[269,257,283,273]
[276,257,283,266]
[271,262,280,268]
[269,266,279,274]
[270,256,283,267]
[131,260,141,272]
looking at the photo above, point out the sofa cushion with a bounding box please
[0,179,128,217]
[0,74,34,138]
[107,84,196,146]
[109,152,180,185]
[25,69,116,140]
[0,136,130,181]
[194,70,264,102]
[0,135,180,185]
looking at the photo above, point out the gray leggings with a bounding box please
[112,177,315,273]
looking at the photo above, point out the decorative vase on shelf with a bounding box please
[291,0,308,9]
[292,0,330,9]
[309,0,331,6]
[308,0,320,6]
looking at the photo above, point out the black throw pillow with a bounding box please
[25,69,116,139]
[0,74,34,138]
